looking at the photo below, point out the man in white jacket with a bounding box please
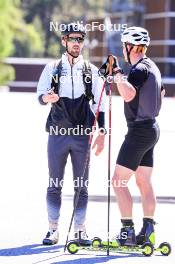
[37,23,106,245]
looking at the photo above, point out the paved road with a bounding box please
[0,93,175,263]
[0,200,174,264]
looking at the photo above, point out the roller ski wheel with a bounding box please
[159,242,171,256]
[141,242,154,257]
[92,237,102,248]
[67,241,79,254]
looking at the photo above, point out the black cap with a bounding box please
[61,23,86,36]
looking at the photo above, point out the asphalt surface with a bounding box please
[0,92,175,264]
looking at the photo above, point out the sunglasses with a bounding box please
[67,36,84,43]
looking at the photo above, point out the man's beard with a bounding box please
[68,47,80,58]
[69,50,79,58]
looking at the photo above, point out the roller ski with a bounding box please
[66,230,92,253]
[67,225,154,256]
[91,219,171,257]
[67,220,153,256]
[74,230,92,246]
[67,219,171,257]
[136,218,171,256]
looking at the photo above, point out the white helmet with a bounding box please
[121,26,150,46]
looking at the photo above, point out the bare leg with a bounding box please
[112,164,134,218]
[135,166,156,217]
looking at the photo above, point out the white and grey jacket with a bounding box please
[37,53,106,134]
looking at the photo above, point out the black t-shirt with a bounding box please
[125,57,162,125]
[128,59,149,89]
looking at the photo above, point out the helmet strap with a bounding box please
[125,43,133,65]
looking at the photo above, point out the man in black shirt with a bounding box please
[110,27,165,246]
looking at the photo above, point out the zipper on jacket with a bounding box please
[71,65,74,99]
[71,65,74,125]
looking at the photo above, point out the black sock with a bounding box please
[143,218,154,224]
[121,219,134,228]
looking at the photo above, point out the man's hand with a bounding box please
[98,54,120,77]
[161,89,165,99]
[42,92,60,103]
[92,134,105,156]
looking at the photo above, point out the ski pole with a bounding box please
[106,55,114,256]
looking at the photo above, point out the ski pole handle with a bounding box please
[108,55,115,76]
[98,54,120,77]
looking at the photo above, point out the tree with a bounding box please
[0,0,43,85]
[21,0,105,58]
[0,0,16,85]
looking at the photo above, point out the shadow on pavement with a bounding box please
[0,244,63,256]
[51,252,146,264]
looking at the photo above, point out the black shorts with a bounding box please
[116,121,160,171]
